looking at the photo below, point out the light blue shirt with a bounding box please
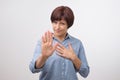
[29,34,90,80]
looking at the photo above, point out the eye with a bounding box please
[60,22,65,25]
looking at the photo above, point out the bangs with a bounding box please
[51,11,66,22]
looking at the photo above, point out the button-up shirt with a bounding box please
[29,34,89,80]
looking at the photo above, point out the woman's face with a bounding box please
[52,19,68,38]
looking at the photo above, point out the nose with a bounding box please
[55,23,60,29]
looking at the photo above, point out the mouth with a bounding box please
[55,30,62,33]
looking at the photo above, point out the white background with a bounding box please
[0,0,120,80]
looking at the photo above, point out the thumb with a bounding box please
[68,43,73,50]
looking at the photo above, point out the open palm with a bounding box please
[41,31,58,58]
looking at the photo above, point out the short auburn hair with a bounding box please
[50,6,74,28]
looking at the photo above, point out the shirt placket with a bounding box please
[61,58,65,80]
[60,39,68,80]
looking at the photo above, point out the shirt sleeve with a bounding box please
[78,41,90,78]
[29,40,44,73]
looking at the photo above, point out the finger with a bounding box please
[56,49,63,54]
[68,43,73,50]
[45,32,47,42]
[56,52,64,57]
[56,46,64,52]
[57,43,65,49]
[56,47,63,54]
[48,31,51,42]
[42,36,46,43]
[52,42,58,51]
[45,31,48,42]
[49,31,53,45]
[56,52,63,56]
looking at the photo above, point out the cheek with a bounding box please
[62,26,67,31]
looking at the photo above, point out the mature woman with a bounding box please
[29,6,90,80]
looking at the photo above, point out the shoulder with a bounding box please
[69,34,83,45]
[68,34,85,51]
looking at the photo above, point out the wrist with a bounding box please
[41,54,48,61]
[35,54,48,69]
[70,53,77,62]
[70,54,81,70]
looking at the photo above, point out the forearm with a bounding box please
[35,55,48,69]
[71,55,82,70]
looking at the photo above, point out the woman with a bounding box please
[29,6,89,80]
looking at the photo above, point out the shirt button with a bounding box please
[63,63,64,65]
[62,72,64,75]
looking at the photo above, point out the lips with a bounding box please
[55,30,61,33]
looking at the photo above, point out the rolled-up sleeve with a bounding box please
[78,41,90,78]
[79,62,90,78]
[29,40,43,73]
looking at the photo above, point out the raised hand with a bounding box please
[41,31,58,59]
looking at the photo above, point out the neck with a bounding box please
[54,33,67,42]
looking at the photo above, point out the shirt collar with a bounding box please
[53,33,71,41]
[65,33,71,40]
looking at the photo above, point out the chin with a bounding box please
[54,33,62,36]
